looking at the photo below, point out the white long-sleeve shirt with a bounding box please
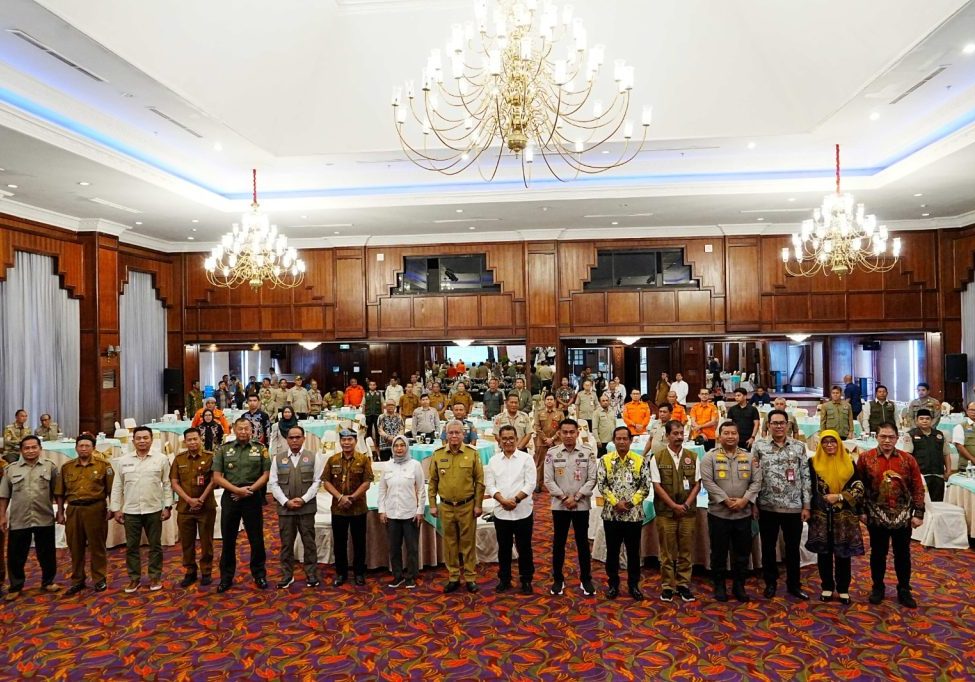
[485,449,536,520]
[110,451,173,514]
[377,458,425,519]
[267,449,325,506]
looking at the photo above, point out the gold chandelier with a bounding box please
[204,169,305,290]
[391,0,652,186]
[782,144,901,277]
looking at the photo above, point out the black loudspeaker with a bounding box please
[163,368,183,396]
[945,353,968,383]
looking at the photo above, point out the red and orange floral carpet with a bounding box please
[0,495,971,680]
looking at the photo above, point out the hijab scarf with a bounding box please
[812,429,854,494]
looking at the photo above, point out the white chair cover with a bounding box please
[912,486,970,549]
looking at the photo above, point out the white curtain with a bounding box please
[962,282,975,400]
[120,272,167,425]
[0,252,80,435]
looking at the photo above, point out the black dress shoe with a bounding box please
[333,576,347,587]
[354,575,366,586]
[495,581,512,593]
[629,586,644,601]
[65,583,86,596]
[868,587,884,604]
[897,589,917,608]
[93,581,107,593]
[216,582,233,593]
[520,582,533,595]
[763,583,777,599]
[606,586,620,599]
[255,578,269,590]
[466,581,478,593]
[714,582,728,602]
[179,574,197,588]
[787,588,809,600]
[444,581,460,593]
[200,575,213,587]
[732,582,750,603]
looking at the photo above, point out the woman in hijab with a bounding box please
[805,429,864,604]
[275,407,300,456]
[377,435,425,589]
[199,409,224,452]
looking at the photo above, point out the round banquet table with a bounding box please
[945,474,975,537]
[42,438,122,467]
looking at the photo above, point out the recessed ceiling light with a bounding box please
[187,236,195,240]
[333,231,340,235]
[0,167,6,171]
[455,208,463,213]
[541,206,549,211]
[869,111,880,121]
[212,142,223,152]
[747,141,756,150]
[963,43,975,55]
[191,219,199,223]
[300,215,307,219]
[121,92,134,98]
[6,184,17,189]
[920,204,927,208]
[914,193,923,197]
[192,228,197,232]
[757,217,765,221]
[601,150,611,154]
[469,226,476,230]
[77,181,90,186]
[134,221,143,225]
[611,221,619,226]
[921,213,930,217]
[787,197,796,202]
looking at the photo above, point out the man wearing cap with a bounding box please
[170,428,217,588]
[0,436,63,600]
[56,434,114,595]
[429,420,485,594]
[269,425,324,588]
[820,386,854,439]
[902,408,951,502]
[212,419,271,592]
[320,429,373,586]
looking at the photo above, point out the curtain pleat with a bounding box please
[120,272,167,425]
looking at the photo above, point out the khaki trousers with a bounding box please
[440,500,477,581]
[65,501,108,586]
[177,507,216,576]
[657,512,696,589]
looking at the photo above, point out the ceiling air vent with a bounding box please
[6,29,107,83]
[147,107,203,138]
[888,66,948,104]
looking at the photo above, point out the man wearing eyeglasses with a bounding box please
[752,409,811,601]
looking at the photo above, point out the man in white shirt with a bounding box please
[485,425,537,594]
[952,401,975,469]
[268,425,325,589]
[110,426,173,593]
[671,373,689,406]
[385,377,405,406]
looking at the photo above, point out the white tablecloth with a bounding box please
[945,475,975,537]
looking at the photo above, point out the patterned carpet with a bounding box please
[0,494,971,681]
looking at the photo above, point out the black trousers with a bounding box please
[604,520,642,588]
[708,514,752,582]
[7,525,56,592]
[817,553,852,593]
[759,509,803,589]
[494,514,535,584]
[552,511,591,583]
[386,518,420,581]
[867,524,912,592]
[333,513,367,577]
[924,475,945,502]
[219,494,267,583]
[365,415,380,446]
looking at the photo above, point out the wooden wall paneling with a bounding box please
[725,237,761,331]
[334,248,366,338]
[413,296,447,329]
[606,291,641,325]
[526,243,559,347]
[479,294,515,329]
[571,292,606,327]
[925,332,944,400]
[379,297,412,330]
[678,337,705,396]
[639,291,676,326]
[445,295,479,329]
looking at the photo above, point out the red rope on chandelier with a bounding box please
[835,143,841,195]
[252,168,259,205]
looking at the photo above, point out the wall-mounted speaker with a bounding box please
[163,368,183,396]
[945,353,968,383]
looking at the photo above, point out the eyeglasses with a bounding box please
[768,421,787,426]
[877,434,898,440]
[286,435,303,439]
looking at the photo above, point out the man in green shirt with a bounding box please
[212,418,271,593]
[186,380,205,419]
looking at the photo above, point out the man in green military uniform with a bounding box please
[363,381,384,452]
[34,414,59,442]
[508,377,533,413]
[170,428,217,588]
[820,386,854,439]
[320,429,372,586]
[903,408,951,502]
[55,434,113,595]
[186,381,205,419]
[3,409,31,464]
[429,420,485,593]
[212,418,271,592]
[951,401,975,470]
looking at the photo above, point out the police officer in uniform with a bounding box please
[320,429,373,586]
[3,409,30,464]
[170,428,217,588]
[700,421,763,602]
[429,420,485,594]
[55,434,113,595]
[903,408,951,501]
[212,418,271,592]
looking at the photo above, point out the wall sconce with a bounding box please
[104,345,120,358]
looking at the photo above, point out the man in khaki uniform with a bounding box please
[429,420,485,594]
[427,384,448,416]
[272,379,290,417]
[34,414,59,442]
[289,380,311,419]
[320,429,373,586]
[449,382,474,417]
[3,409,30,464]
[493,395,532,450]
[308,379,324,418]
[55,434,113,595]
[820,385,854,439]
[170,428,217,587]
[399,385,420,422]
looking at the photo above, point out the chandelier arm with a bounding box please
[395,118,471,164]
[537,142,583,181]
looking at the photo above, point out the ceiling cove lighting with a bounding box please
[617,336,640,345]
[454,339,475,347]
[787,333,810,343]
[391,0,652,187]
[204,169,306,290]
[781,145,900,278]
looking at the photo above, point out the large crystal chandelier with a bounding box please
[204,169,305,290]
[391,0,652,186]
[782,145,901,277]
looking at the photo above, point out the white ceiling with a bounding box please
[0,0,974,249]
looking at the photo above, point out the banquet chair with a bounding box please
[792,408,808,418]
[123,418,138,430]
[912,481,969,549]
[321,431,339,453]
[404,417,413,434]
[940,401,953,417]
[786,400,799,410]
